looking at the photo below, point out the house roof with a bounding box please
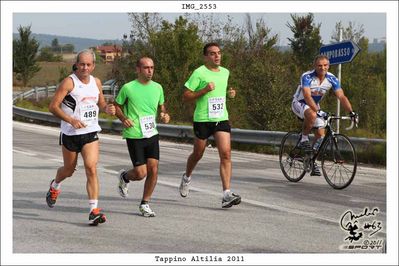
[96,45,122,53]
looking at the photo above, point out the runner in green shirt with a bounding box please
[114,57,170,217]
[179,42,241,208]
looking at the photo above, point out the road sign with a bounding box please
[320,40,361,65]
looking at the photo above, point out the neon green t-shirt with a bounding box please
[184,65,230,122]
[116,80,165,139]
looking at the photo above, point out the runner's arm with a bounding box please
[96,78,115,115]
[159,104,170,123]
[96,78,107,111]
[182,82,214,102]
[49,77,84,128]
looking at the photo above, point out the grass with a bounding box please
[13,61,113,91]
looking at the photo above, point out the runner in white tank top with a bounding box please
[46,49,115,225]
[60,73,101,135]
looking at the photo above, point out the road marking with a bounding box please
[98,167,340,224]
[12,142,387,234]
[49,158,64,163]
[12,149,37,156]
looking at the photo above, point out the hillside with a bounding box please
[13,33,386,54]
[12,33,122,52]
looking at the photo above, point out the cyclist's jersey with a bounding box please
[115,79,165,139]
[293,70,341,104]
[60,74,101,136]
[185,65,229,122]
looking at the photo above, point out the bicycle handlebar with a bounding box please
[327,115,358,130]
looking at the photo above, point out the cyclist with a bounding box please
[291,54,357,176]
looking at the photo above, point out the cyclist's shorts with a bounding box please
[59,131,99,152]
[126,134,159,166]
[291,100,325,128]
[193,120,231,140]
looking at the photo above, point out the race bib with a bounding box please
[80,103,98,126]
[140,115,156,138]
[208,97,225,119]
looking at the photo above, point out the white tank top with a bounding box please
[60,74,101,135]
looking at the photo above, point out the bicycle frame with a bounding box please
[311,115,356,162]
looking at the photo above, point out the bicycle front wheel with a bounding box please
[320,134,357,189]
[279,131,306,182]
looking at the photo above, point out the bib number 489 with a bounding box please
[83,110,97,118]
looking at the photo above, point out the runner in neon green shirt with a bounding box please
[116,79,165,139]
[184,65,229,122]
[114,57,170,217]
[179,42,241,209]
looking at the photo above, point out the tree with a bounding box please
[101,42,114,46]
[331,21,365,43]
[287,13,322,70]
[63,43,75,53]
[37,47,62,62]
[245,14,278,53]
[58,66,70,83]
[113,15,203,122]
[13,25,41,87]
[51,38,60,52]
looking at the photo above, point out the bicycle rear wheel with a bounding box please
[279,131,306,182]
[320,134,357,189]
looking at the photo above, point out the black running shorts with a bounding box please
[193,120,231,140]
[59,132,99,152]
[126,134,160,166]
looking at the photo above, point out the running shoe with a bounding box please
[139,203,156,217]
[222,191,241,208]
[179,173,191,197]
[310,162,322,176]
[89,208,107,226]
[117,169,129,198]
[46,179,60,208]
[298,140,312,153]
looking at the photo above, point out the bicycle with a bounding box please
[279,113,359,189]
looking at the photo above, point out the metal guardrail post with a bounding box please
[34,87,39,102]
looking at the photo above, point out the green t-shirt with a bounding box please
[116,80,165,139]
[184,65,230,122]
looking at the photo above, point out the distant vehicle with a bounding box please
[102,79,119,98]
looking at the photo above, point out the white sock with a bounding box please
[51,180,61,190]
[301,134,309,142]
[223,189,231,198]
[89,199,98,212]
[183,173,191,182]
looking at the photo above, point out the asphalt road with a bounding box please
[10,121,389,263]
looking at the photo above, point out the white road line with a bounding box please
[49,158,64,163]
[12,149,37,156]
[13,143,386,232]
[98,167,340,224]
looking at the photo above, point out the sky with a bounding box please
[12,12,386,46]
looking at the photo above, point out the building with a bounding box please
[95,45,122,63]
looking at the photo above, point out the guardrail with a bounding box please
[13,86,386,151]
[13,85,114,102]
